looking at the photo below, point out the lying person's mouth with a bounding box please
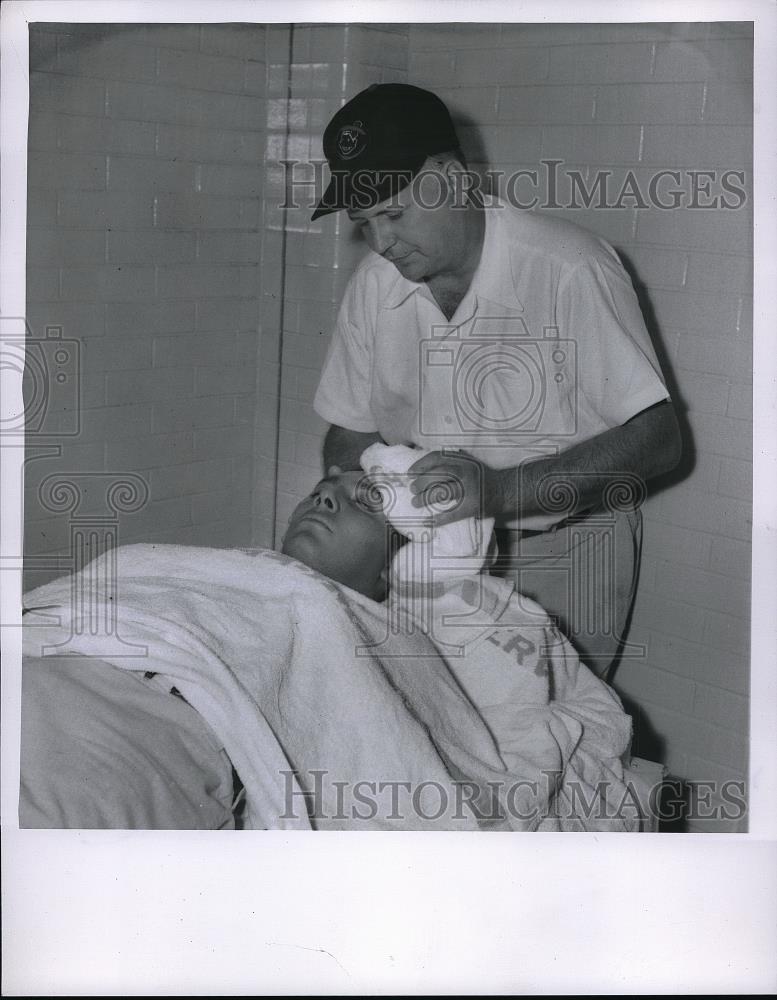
[296,512,334,532]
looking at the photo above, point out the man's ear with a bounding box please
[327,465,343,477]
[440,157,471,208]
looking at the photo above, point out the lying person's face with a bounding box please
[281,469,394,600]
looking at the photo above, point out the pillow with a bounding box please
[20,655,236,830]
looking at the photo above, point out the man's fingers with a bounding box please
[408,468,449,494]
[409,466,465,495]
[407,452,441,474]
[411,485,465,510]
[407,451,458,482]
[410,474,461,495]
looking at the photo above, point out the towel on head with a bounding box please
[360,443,495,586]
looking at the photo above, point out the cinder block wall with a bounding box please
[407,21,752,829]
[254,23,409,548]
[25,23,267,587]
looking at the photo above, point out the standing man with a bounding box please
[310,84,681,678]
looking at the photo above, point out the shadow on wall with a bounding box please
[618,251,696,499]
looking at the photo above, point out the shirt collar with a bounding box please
[468,202,526,313]
[378,201,525,316]
[381,268,422,310]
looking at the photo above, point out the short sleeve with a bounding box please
[313,268,379,432]
[559,254,670,427]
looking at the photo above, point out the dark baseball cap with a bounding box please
[312,84,459,221]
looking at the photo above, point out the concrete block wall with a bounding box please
[255,23,409,548]
[25,23,267,588]
[407,21,753,830]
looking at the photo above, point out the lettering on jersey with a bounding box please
[486,627,541,671]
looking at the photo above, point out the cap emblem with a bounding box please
[336,121,366,159]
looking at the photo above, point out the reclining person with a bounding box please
[282,449,638,828]
[20,452,640,831]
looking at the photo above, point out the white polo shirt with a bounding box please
[314,201,669,528]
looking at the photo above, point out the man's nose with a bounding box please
[313,483,339,512]
[366,217,395,255]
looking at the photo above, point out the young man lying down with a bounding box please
[282,447,636,804]
[20,448,645,831]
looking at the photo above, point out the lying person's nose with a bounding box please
[313,483,339,511]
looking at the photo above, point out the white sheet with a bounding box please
[22,544,641,830]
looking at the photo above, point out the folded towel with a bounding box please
[360,443,495,588]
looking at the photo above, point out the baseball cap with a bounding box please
[312,84,459,221]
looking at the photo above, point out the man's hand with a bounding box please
[406,400,682,527]
[408,450,501,525]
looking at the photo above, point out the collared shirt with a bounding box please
[314,201,669,528]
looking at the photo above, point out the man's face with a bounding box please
[281,470,391,599]
[347,159,466,283]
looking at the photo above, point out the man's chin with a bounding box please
[390,253,424,280]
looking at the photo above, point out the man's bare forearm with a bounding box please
[323,424,385,472]
[485,400,682,519]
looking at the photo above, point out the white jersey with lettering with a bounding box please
[393,572,638,830]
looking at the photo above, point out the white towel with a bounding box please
[360,443,495,589]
